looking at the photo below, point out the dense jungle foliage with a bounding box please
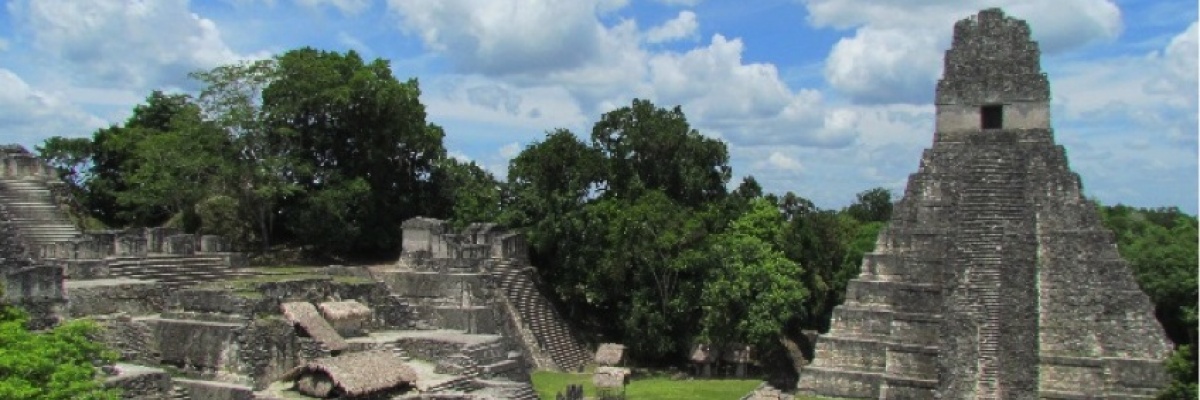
[33,48,1197,396]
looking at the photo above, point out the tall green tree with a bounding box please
[117,107,231,229]
[843,187,893,223]
[429,158,504,228]
[191,59,297,251]
[698,198,807,350]
[264,48,446,256]
[591,99,731,206]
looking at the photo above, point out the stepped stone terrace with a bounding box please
[0,145,592,399]
[797,8,1171,400]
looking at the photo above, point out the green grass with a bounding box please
[532,371,778,400]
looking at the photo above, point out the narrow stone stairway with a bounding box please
[0,178,81,246]
[494,261,592,372]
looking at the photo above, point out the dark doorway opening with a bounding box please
[981,105,1003,129]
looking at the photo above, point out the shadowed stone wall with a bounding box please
[797,8,1171,400]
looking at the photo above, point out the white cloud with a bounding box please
[295,0,370,15]
[448,150,472,162]
[1052,22,1198,146]
[499,142,522,158]
[388,0,619,76]
[825,27,941,104]
[397,4,856,150]
[9,0,253,91]
[645,11,699,44]
[802,0,1123,104]
[761,152,804,172]
[0,38,8,51]
[0,69,106,147]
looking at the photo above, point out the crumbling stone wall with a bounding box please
[0,211,63,328]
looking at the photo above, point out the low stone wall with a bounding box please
[39,228,235,260]
[156,317,245,375]
[94,315,159,365]
[239,317,302,390]
[103,364,173,400]
[175,378,254,400]
[65,279,166,317]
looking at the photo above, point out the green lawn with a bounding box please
[532,371,825,400]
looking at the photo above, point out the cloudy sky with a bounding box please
[1,0,1196,212]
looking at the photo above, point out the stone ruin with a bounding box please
[0,144,593,398]
[797,9,1172,399]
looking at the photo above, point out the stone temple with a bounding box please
[797,8,1172,400]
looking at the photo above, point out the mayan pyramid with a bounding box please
[797,8,1172,400]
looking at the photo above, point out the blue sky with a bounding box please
[1,0,1196,213]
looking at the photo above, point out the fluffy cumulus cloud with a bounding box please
[1053,21,1198,144]
[387,0,620,76]
[388,1,856,151]
[804,0,1123,104]
[0,69,106,145]
[644,11,699,44]
[8,0,250,91]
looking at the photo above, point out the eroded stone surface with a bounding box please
[797,8,1171,400]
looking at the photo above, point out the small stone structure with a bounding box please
[797,8,1172,399]
[382,217,592,372]
[690,343,717,377]
[319,300,373,337]
[592,366,631,397]
[594,343,625,366]
[280,350,417,398]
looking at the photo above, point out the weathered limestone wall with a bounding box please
[799,8,1171,400]
[65,279,166,317]
[155,317,244,373]
[0,204,64,328]
[936,102,1050,133]
[39,227,236,260]
[103,364,173,400]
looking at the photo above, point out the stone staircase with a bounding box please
[106,254,250,286]
[0,178,81,246]
[169,385,190,400]
[958,152,1027,400]
[494,261,591,372]
[508,384,540,400]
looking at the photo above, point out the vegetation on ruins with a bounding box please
[31,46,1197,395]
[1099,205,1198,399]
[0,303,118,400]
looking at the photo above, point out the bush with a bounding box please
[0,305,119,400]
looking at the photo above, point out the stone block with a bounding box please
[155,318,243,371]
[199,235,229,253]
[175,378,254,400]
[145,227,181,253]
[115,231,147,256]
[65,279,166,317]
[433,305,499,334]
[104,364,172,400]
[164,234,196,255]
[2,265,63,302]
